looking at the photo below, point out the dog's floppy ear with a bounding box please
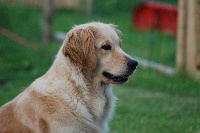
[62,27,97,70]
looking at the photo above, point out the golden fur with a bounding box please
[0,22,137,133]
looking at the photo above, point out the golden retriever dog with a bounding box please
[0,22,138,133]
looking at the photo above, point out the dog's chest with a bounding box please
[88,86,115,125]
[91,92,107,117]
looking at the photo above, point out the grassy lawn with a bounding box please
[112,86,200,133]
[0,1,200,132]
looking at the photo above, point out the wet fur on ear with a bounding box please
[62,27,97,71]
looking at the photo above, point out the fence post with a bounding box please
[186,0,198,76]
[43,0,54,44]
[177,0,200,80]
[197,1,200,78]
[85,0,93,16]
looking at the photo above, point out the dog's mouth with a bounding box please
[102,71,133,83]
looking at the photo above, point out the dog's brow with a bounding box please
[105,40,111,45]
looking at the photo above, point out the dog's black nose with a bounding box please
[127,59,138,68]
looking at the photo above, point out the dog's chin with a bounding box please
[102,72,130,84]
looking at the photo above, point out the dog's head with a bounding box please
[63,22,138,84]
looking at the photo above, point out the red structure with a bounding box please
[132,2,178,35]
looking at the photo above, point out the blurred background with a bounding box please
[0,0,200,132]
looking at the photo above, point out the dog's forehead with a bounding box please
[73,23,118,36]
[97,25,117,35]
[72,22,121,46]
[94,24,120,40]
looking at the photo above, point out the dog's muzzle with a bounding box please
[103,59,138,83]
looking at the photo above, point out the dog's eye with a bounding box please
[101,45,111,50]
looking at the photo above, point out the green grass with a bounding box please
[0,1,200,133]
[112,87,200,133]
